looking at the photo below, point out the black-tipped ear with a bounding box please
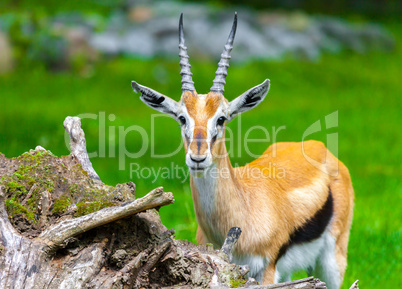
[131,81,179,117]
[228,79,270,121]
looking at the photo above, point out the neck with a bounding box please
[189,142,243,246]
[190,142,235,206]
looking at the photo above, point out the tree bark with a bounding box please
[0,184,175,289]
[39,186,173,250]
[244,277,326,289]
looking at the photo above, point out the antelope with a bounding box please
[131,13,354,289]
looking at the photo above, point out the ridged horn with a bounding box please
[179,13,195,92]
[210,12,237,94]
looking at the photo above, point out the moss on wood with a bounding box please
[229,279,246,288]
[0,148,135,237]
[5,197,35,221]
[52,195,71,215]
[75,201,115,217]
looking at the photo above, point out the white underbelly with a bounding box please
[275,229,333,282]
[231,230,336,284]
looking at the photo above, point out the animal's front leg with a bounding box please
[196,226,207,245]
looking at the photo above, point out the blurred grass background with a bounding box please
[0,1,401,288]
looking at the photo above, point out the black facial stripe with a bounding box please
[211,135,217,147]
[275,188,334,264]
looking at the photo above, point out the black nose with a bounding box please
[190,155,207,163]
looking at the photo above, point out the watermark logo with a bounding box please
[302,110,339,176]
[64,111,339,181]
[129,161,286,184]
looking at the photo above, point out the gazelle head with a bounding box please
[132,13,270,176]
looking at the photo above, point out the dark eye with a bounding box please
[217,116,226,127]
[178,116,186,125]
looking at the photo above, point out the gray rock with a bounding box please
[86,4,394,61]
[0,2,395,64]
[123,28,156,56]
[90,31,122,55]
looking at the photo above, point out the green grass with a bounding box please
[0,24,401,289]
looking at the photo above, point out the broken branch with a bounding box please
[0,186,20,247]
[246,277,326,289]
[63,116,101,181]
[135,238,172,287]
[349,280,359,289]
[221,226,242,262]
[39,187,174,249]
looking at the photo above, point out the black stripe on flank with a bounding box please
[276,188,334,264]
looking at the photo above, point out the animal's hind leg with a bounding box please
[333,224,351,285]
[314,233,341,289]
